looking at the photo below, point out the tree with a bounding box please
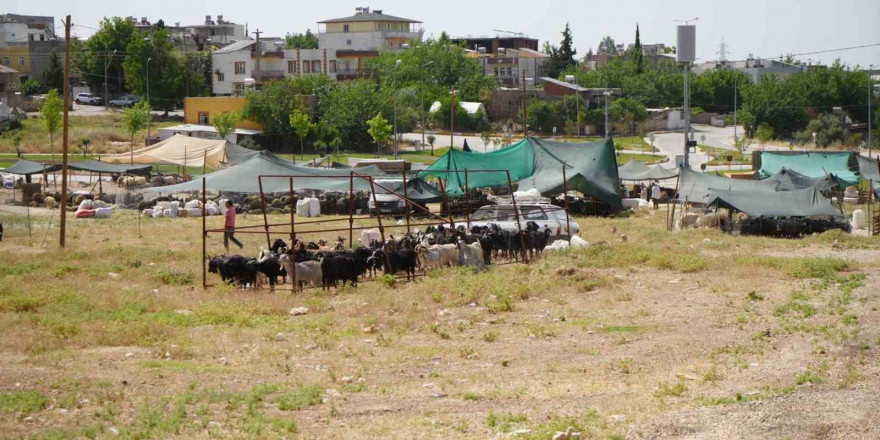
[124,28,184,115]
[41,89,63,162]
[121,101,151,164]
[755,124,774,149]
[366,113,392,156]
[598,36,617,55]
[42,50,64,91]
[632,24,644,74]
[427,134,436,155]
[289,109,316,160]
[21,79,44,96]
[8,131,24,158]
[79,138,91,158]
[739,75,809,137]
[544,23,577,79]
[795,115,845,148]
[609,97,648,135]
[319,80,390,152]
[241,78,311,150]
[285,29,319,49]
[73,17,135,95]
[213,111,241,140]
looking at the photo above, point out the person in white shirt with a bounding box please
[651,181,662,209]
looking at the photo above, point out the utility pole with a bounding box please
[253,29,263,85]
[683,62,691,167]
[733,79,738,144]
[393,60,401,159]
[60,15,71,248]
[604,91,611,138]
[450,86,455,149]
[104,49,116,111]
[421,61,433,152]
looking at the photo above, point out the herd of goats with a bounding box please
[207,221,555,291]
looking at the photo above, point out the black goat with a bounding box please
[248,250,285,290]
[209,255,258,288]
[369,247,418,281]
[321,253,359,289]
[270,238,288,254]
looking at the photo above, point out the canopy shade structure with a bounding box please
[758,151,859,186]
[145,151,386,194]
[617,159,678,181]
[856,155,880,197]
[707,187,843,218]
[101,135,263,170]
[761,167,836,192]
[0,159,61,175]
[420,137,622,208]
[373,177,444,203]
[68,160,152,175]
[678,167,782,204]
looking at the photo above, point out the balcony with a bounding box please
[258,69,286,80]
[335,69,371,81]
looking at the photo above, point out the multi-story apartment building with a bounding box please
[211,7,423,94]
[187,15,247,48]
[0,13,73,83]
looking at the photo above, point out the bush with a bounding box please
[795,115,844,148]
[379,274,396,288]
[21,79,45,96]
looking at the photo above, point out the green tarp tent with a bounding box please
[145,151,388,195]
[678,167,781,204]
[420,137,622,208]
[707,187,843,218]
[1,159,61,175]
[618,159,677,181]
[68,160,152,175]
[856,155,880,197]
[761,167,836,192]
[758,151,859,186]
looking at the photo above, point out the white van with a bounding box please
[469,203,581,237]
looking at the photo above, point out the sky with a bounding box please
[7,0,880,67]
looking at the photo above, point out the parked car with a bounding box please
[469,203,581,238]
[74,93,103,105]
[368,179,409,216]
[109,95,141,108]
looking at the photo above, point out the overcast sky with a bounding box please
[7,0,879,67]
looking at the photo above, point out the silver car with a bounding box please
[469,203,581,237]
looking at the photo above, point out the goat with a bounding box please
[369,247,418,281]
[457,240,485,268]
[279,255,322,291]
[248,249,285,290]
[321,253,360,289]
[416,244,444,270]
[270,238,289,254]
[209,255,258,288]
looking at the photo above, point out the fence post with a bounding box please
[506,170,528,263]
[348,172,355,248]
[202,177,207,290]
[402,168,411,234]
[257,176,271,248]
[562,166,571,239]
[289,177,296,245]
[464,169,471,229]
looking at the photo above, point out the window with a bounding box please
[234,62,246,75]
[217,72,224,81]
[345,39,352,46]
[521,207,548,220]
[302,60,310,74]
[2,57,8,66]
[506,67,512,76]
[287,60,295,73]
[312,60,321,73]
[343,24,349,32]
[234,83,244,95]
[19,57,25,67]
[39,34,44,41]
[198,112,209,125]
[329,60,337,73]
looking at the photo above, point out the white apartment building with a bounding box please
[317,7,422,51]
[473,47,550,87]
[187,15,247,47]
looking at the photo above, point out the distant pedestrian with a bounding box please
[640,183,648,201]
[651,181,662,209]
[224,201,243,251]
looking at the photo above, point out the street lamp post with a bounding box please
[393,59,401,159]
[146,57,151,145]
[104,49,117,111]
[604,91,611,138]
[420,61,433,152]
[869,64,874,158]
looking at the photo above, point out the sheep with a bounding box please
[44,196,57,209]
[279,255,322,291]
[457,240,484,268]
[164,176,176,185]
[696,213,721,228]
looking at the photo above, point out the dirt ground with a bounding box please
[0,204,878,440]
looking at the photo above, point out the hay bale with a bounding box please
[266,207,281,215]
[697,213,721,228]
[32,192,45,204]
[248,199,263,211]
[247,209,264,215]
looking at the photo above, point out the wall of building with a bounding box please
[184,96,262,130]
[28,40,66,83]
[0,45,30,74]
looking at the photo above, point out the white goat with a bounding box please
[457,241,484,268]
[279,255,322,291]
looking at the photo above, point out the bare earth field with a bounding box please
[0,202,878,440]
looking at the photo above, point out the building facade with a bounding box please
[317,7,422,51]
[694,55,804,82]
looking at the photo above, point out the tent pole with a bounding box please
[202,150,207,175]
[438,178,455,229]
[507,170,528,263]
[402,168,411,234]
[368,176,393,274]
[348,172,355,249]
[257,176,271,249]
[668,172,681,231]
[464,169,471,229]
[563,166,571,239]
[202,177,207,290]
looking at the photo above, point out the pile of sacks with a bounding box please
[295,197,321,217]
[74,199,113,219]
[142,199,226,218]
[843,186,859,204]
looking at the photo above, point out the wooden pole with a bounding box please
[438,178,455,228]
[59,15,71,248]
[667,172,681,231]
[522,73,528,138]
[202,177,207,289]
[289,177,296,246]
[507,170,528,263]
[368,176,393,273]
[257,177,271,248]
[202,150,207,176]
[402,168,411,234]
[562,166,571,239]
[464,169,471,229]
[450,86,455,151]
[348,172,355,248]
